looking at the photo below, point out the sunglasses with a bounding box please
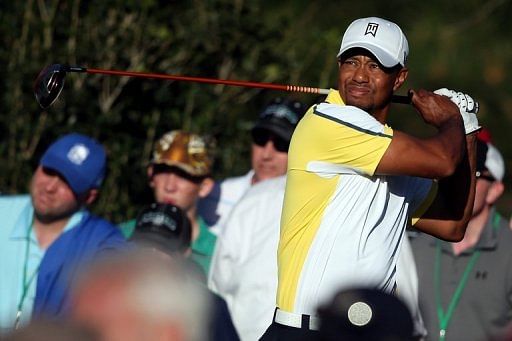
[251,130,289,153]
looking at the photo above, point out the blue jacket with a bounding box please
[33,212,126,318]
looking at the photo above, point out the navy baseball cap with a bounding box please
[251,98,305,143]
[131,203,192,256]
[40,133,107,195]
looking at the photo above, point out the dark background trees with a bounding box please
[1,0,511,222]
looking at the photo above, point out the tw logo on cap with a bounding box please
[364,23,379,37]
[67,144,90,165]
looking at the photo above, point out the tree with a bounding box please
[1,0,511,220]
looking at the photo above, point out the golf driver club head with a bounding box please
[34,64,67,109]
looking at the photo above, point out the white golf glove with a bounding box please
[434,88,480,134]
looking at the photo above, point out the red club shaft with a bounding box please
[86,68,329,95]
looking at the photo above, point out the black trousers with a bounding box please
[259,322,319,341]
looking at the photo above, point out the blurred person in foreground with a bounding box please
[70,250,210,341]
[129,203,239,341]
[119,130,216,278]
[0,133,125,333]
[411,138,511,340]
[197,98,305,236]
[261,16,479,339]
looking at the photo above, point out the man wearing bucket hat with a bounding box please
[411,138,511,341]
[262,17,479,339]
[0,133,126,332]
[198,97,305,236]
[119,130,217,278]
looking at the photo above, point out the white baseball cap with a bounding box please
[337,17,409,68]
[479,141,505,181]
[486,144,505,181]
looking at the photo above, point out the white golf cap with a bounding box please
[476,139,505,181]
[486,144,505,181]
[337,17,409,68]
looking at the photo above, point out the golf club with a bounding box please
[34,63,412,109]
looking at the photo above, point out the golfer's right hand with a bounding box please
[434,88,480,134]
[409,89,462,129]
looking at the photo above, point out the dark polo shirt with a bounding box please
[410,211,512,341]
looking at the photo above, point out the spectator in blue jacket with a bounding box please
[0,133,126,334]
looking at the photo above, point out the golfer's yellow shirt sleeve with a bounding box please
[294,109,392,175]
[293,90,392,175]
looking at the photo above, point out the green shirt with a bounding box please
[118,219,136,239]
[190,217,217,278]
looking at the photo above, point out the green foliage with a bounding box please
[1,0,512,220]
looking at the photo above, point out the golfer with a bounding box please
[261,16,479,339]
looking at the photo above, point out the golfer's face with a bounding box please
[251,141,288,184]
[338,53,399,112]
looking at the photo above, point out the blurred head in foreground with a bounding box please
[69,251,210,341]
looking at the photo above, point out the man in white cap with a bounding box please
[261,17,479,339]
[411,138,511,341]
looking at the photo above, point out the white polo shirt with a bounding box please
[277,90,436,315]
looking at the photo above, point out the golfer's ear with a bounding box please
[393,67,408,91]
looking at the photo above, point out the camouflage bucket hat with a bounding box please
[151,130,214,177]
